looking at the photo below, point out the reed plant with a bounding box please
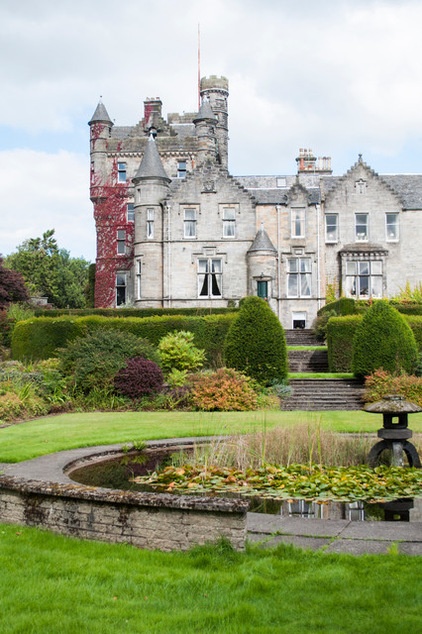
[172,422,376,469]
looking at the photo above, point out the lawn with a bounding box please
[0,524,420,634]
[3,409,422,463]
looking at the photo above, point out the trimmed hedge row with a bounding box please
[11,314,237,366]
[327,314,422,372]
[33,307,238,319]
[319,298,422,317]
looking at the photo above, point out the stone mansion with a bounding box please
[89,75,422,329]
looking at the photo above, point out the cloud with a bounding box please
[1,0,422,258]
[0,149,94,259]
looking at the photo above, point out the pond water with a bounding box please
[67,448,421,522]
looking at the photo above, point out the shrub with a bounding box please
[313,309,337,342]
[364,369,422,407]
[189,368,259,411]
[352,301,418,378]
[224,296,287,385]
[114,357,164,400]
[326,315,362,372]
[158,330,206,374]
[58,327,160,393]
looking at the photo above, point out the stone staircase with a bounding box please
[281,378,365,411]
[283,329,364,411]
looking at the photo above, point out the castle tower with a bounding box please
[132,132,171,306]
[193,97,218,168]
[200,76,229,170]
[88,101,113,190]
[247,225,277,303]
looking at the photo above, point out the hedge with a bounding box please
[319,298,422,317]
[327,314,422,372]
[351,301,418,378]
[11,314,237,366]
[33,307,238,319]
[326,315,362,372]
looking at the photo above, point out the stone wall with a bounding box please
[0,475,248,551]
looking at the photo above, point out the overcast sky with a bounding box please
[1,0,422,262]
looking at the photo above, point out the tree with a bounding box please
[4,229,91,308]
[352,300,418,378]
[0,257,29,309]
[224,296,288,385]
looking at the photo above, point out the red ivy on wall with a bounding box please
[91,158,134,308]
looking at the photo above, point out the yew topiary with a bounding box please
[224,296,287,385]
[352,300,418,379]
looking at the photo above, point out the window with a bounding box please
[223,207,236,237]
[127,203,135,222]
[386,213,399,241]
[287,257,311,297]
[355,213,368,241]
[257,280,268,299]
[345,260,382,298]
[117,229,126,255]
[325,214,338,242]
[184,208,196,238]
[177,160,187,178]
[198,258,222,297]
[146,208,154,239]
[116,273,127,306]
[136,260,142,299]
[291,208,305,238]
[117,162,127,183]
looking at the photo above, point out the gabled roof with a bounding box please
[133,134,170,182]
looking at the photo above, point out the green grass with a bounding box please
[0,525,420,634]
[3,409,422,463]
[289,372,354,379]
[287,345,327,351]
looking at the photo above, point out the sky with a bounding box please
[1,0,422,262]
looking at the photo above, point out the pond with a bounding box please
[67,446,421,523]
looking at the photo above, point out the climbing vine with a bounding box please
[91,158,134,307]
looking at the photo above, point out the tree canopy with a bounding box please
[0,258,29,309]
[4,229,91,308]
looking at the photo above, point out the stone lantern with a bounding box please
[364,394,421,468]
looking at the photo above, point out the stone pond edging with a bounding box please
[0,440,249,551]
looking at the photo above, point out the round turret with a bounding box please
[200,76,229,170]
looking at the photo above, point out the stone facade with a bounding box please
[89,78,422,329]
[0,476,248,551]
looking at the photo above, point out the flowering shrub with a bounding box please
[189,368,258,411]
[114,357,164,400]
[364,369,422,406]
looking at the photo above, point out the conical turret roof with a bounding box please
[248,226,277,253]
[193,98,217,123]
[133,133,170,182]
[89,101,113,125]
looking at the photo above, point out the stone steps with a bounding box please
[285,329,320,346]
[288,349,329,373]
[281,378,365,411]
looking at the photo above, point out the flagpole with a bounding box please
[197,23,201,110]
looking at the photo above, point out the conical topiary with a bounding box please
[224,296,287,385]
[352,300,418,379]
